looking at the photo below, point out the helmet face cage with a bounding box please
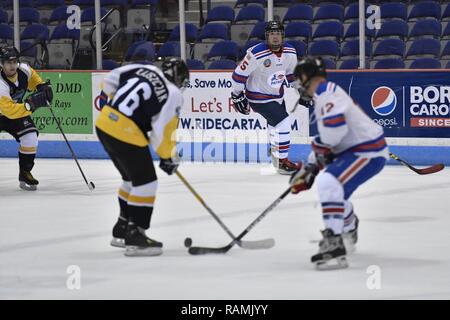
[0,46,20,67]
[265,20,284,48]
[294,57,327,103]
[162,58,190,89]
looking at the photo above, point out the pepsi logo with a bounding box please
[371,86,397,116]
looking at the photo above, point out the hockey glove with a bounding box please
[311,136,335,169]
[298,95,314,108]
[231,91,250,115]
[24,91,50,112]
[36,80,53,104]
[289,161,320,194]
[159,157,179,175]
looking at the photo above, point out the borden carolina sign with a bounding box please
[409,86,450,128]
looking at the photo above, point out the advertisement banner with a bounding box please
[310,71,450,138]
[31,71,93,134]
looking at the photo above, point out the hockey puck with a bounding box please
[88,181,95,191]
[184,237,192,248]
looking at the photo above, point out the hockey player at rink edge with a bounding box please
[0,45,53,191]
[95,57,189,257]
[231,20,299,175]
[290,57,389,270]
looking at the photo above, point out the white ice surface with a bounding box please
[1,158,449,300]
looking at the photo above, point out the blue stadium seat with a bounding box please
[380,2,407,21]
[375,20,408,40]
[157,41,180,58]
[20,41,36,58]
[309,40,339,59]
[443,4,450,22]
[341,39,371,59]
[373,39,405,59]
[235,0,265,8]
[443,23,450,40]
[49,6,70,24]
[286,40,306,57]
[125,41,156,61]
[339,58,363,70]
[50,22,80,40]
[10,8,40,24]
[235,5,265,23]
[249,21,267,40]
[344,21,375,41]
[207,40,240,61]
[344,2,369,23]
[168,23,198,42]
[442,41,450,59]
[208,59,237,70]
[274,0,294,5]
[374,58,405,69]
[408,1,441,21]
[0,9,7,24]
[74,0,127,5]
[409,19,441,39]
[313,4,344,22]
[285,22,312,42]
[240,39,261,59]
[186,59,205,70]
[410,58,441,69]
[322,58,336,69]
[131,0,159,5]
[0,24,13,41]
[198,23,229,42]
[102,59,120,70]
[21,24,50,42]
[313,21,343,41]
[205,6,235,25]
[36,0,65,7]
[283,4,313,23]
[81,7,108,24]
[406,39,440,58]
[5,0,32,8]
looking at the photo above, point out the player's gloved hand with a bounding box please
[36,80,53,104]
[311,136,334,169]
[289,161,320,194]
[159,157,179,175]
[24,91,50,112]
[231,91,250,115]
[298,95,314,108]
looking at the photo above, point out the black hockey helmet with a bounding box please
[0,46,20,64]
[265,20,285,36]
[161,57,189,89]
[294,57,327,104]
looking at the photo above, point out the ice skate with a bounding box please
[343,215,359,254]
[311,229,348,270]
[19,170,38,191]
[272,156,299,175]
[124,223,163,257]
[110,217,127,248]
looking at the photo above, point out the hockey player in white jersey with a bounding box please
[290,57,389,270]
[231,21,299,174]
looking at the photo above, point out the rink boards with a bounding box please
[0,70,449,165]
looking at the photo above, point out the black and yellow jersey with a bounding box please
[0,63,44,119]
[95,64,183,159]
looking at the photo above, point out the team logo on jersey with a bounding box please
[263,59,271,67]
[267,72,285,88]
[371,86,397,116]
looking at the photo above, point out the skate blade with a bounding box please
[19,181,37,191]
[110,237,125,248]
[315,256,348,271]
[124,246,163,257]
[277,169,294,175]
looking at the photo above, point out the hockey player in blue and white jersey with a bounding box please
[231,21,299,174]
[290,57,389,270]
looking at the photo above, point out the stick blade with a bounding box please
[416,163,445,175]
[188,245,232,255]
[238,238,275,249]
[88,181,95,191]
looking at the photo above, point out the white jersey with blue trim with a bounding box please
[312,81,389,159]
[231,41,297,104]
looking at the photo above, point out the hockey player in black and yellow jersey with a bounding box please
[0,46,53,191]
[95,57,189,256]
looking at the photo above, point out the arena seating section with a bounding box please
[1,0,449,70]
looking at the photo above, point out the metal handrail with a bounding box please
[89,7,123,51]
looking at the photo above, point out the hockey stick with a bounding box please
[389,152,444,175]
[188,186,291,255]
[175,171,275,249]
[48,107,95,191]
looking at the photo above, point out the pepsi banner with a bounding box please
[310,71,450,138]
